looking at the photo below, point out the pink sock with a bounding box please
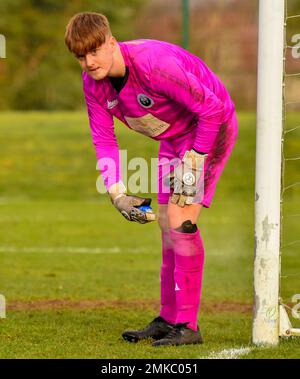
[169,228,205,331]
[159,230,177,324]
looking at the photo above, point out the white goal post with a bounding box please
[253,0,300,345]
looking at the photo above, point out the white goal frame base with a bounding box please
[279,305,300,337]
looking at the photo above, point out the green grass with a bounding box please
[0,111,299,358]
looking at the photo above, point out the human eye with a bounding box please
[76,54,85,61]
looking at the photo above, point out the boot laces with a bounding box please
[141,317,164,333]
[164,322,189,339]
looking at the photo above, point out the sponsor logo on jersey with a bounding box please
[137,94,154,108]
[107,99,118,109]
[124,113,170,137]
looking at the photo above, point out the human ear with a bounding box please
[109,36,117,52]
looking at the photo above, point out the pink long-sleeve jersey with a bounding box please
[83,39,235,190]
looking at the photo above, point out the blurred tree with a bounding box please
[136,0,300,110]
[1,0,299,110]
[0,0,146,110]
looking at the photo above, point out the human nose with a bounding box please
[85,53,96,68]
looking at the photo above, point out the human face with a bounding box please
[76,36,116,80]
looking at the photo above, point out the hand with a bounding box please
[114,194,156,223]
[108,181,156,224]
[168,149,207,207]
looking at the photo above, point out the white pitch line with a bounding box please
[0,246,154,255]
[200,347,253,359]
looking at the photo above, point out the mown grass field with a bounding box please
[0,111,299,358]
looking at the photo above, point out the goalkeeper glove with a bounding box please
[168,149,208,207]
[108,181,156,224]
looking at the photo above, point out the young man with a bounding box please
[65,12,238,347]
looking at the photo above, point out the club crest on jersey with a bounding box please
[137,94,154,108]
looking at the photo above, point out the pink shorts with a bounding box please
[157,112,238,208]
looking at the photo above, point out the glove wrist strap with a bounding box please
[108,181,127,202]
[191,148,208,158]
[182,149,208,170]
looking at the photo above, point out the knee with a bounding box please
[167,202,203,229]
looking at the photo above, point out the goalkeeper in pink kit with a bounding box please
[65,13,238,346]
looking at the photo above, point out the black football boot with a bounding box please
[122,316,175,343]
[152,322,203,347]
